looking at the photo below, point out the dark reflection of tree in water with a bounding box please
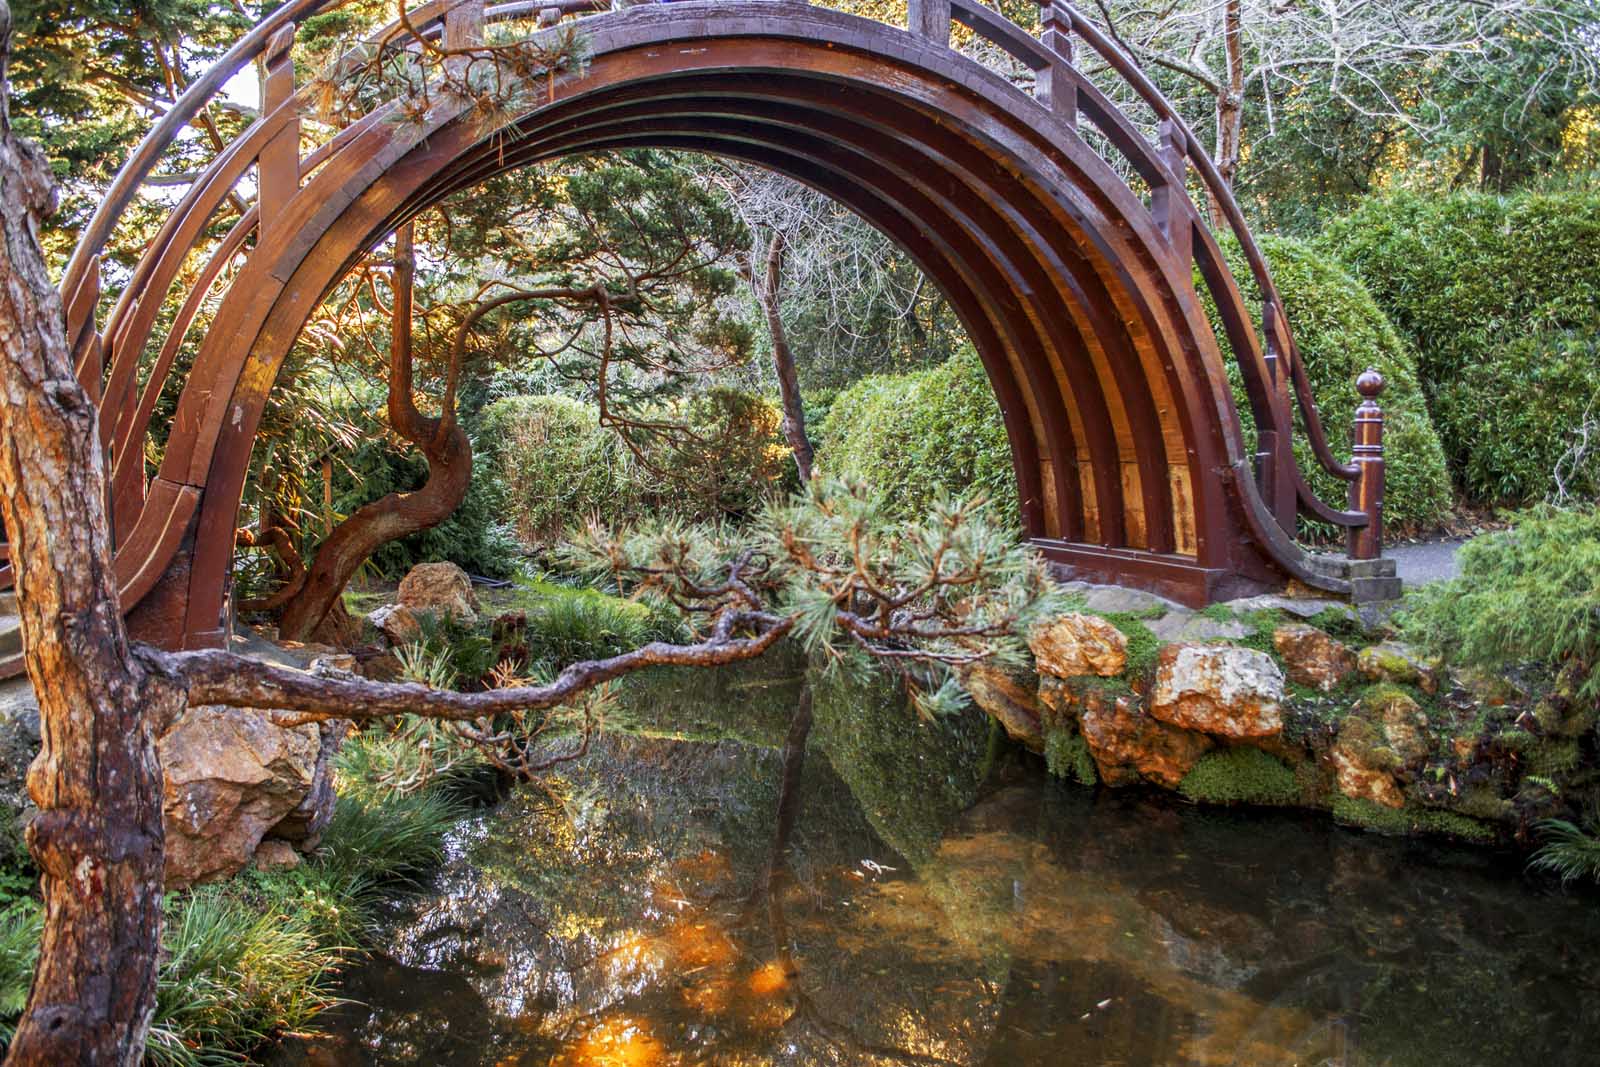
[289,661,1600,1067]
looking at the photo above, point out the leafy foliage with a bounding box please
[1530,817,1600,885]
[1206,234,1452,531]
[1401,506,1600,697]
[1433,329,1600,505]
[816,348,1018,524]
[1317,190,1600,497]
[481,388,790,553]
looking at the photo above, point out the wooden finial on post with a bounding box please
[1349,367,1385,560]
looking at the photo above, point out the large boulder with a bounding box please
[1029,613,1128,678]
[1075,686,1212,788]
[1273,624,1357,692]
[397,562,479,625]
[159,705,346,888]
[960,664,1044,748]
[1150,644,1285,740]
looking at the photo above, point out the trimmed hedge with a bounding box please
[1434,330,1600,505]
[816,347,1019,523]
[1207,235,1452,531]
[1317,190,1600,500]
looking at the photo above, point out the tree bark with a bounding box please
[0,5,171,1062]
[1210,0,1246,227]
[753,233,814,483]
[276,224,472,642]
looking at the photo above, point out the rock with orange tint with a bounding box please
[1029,612,1129,678]
[1076,686,1212,788]
[1272,623,1357,692]
[1150,644,1284,740]
[959,663,1043,748]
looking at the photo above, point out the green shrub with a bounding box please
[817,348,1018,523]
[1433,330,1600,504]
[1178,747,1299,806]
[1400,506,1600,698]
[1318,189,1600,499]
[1530,817,1600,885]
[482,388,790,550]
[1205,234,1452,532]
[479,394,644,548]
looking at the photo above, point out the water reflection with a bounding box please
[287,665,1600,1067]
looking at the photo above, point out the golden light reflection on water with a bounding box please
[553,1015,669,1067]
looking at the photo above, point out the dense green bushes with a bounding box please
[1402,506,1600,698]
[1209,234,1452,531]
[1318,190,1600,502]
[816,348,1018,523]
[1433,330,1600,505]
[481,388,790,551]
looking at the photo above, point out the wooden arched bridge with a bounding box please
[22,0,1397,656]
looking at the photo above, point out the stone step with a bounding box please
[0,618,17,659]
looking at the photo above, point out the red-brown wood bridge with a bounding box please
[20,0,1398,659]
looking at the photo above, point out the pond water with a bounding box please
[289,661,1600,1067]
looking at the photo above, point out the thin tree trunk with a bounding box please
[0,6,172,1062]
[753,233,814,483]
[1210,0,1245,227]
[277,223,472,642]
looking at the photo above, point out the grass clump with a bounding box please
[1044,727,1098,786]
[1530,818,1600,885]
[0,729,471,1063]
[1178,747,1299,806]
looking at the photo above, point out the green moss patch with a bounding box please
[1332,797,1496,842]
[1178,747,1300,806]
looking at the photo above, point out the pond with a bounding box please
[285,660,1600,1067]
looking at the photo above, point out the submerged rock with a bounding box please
[1150,644,1284,740]
[1273,623,1357,692]
[1029,612,1128,678]
[398,561,479,624]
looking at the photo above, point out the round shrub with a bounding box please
[655,386,792,519]
[1317,190,1600,386]
[1434,330,1600,505]
[817,348,1019,523]
[1317,190,1600,499]
[1207,234,1452,532]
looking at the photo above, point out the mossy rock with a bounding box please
[1043,726,1097,787]
[1178,747,1301,806]
[1331,796,1496,842]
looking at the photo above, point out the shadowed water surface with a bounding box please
[289,665,1600,1067]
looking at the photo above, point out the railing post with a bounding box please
[445,0,486,50]
[909,0,952,46]
[257,23,300,248]
[1348,367,1385,560]
[1037,2,1077,126]
[1150,118,1192,265]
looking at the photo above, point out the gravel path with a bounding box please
[1389,538,1467,586]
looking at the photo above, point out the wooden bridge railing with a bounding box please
[19,0,1388,610]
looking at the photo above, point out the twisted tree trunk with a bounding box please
[0,4,172,1061]
[276,224,472,642]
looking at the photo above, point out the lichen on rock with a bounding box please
[1150,644,1285,740]
[1029,612,1129,679]
[1273,623,1357,692]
